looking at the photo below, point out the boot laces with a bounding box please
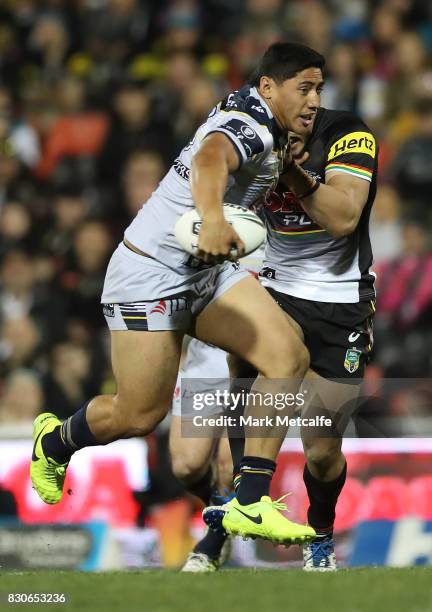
[269,492,292,512]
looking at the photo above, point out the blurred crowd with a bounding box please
[0,0,432,432]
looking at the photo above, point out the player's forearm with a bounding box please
[301,183,359,237]
[279,163,358,238]
[191,148,228,221]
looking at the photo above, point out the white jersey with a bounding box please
[240,244,265,276]
[124,86,287,276]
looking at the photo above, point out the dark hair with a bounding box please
[249,42,325,86]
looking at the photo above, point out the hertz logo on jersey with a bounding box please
[327,131,376,161]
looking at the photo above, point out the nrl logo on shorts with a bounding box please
[344,348,361,373]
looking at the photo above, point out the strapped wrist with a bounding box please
[297,180,320,199]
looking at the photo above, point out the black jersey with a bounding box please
[260,107,378,303]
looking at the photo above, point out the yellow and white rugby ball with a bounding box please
[174,203,266,257]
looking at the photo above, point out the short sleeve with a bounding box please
[325,127,377,183]
[207,116,266,166]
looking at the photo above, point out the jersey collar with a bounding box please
[249,86,286,149]
[250,86,273,118]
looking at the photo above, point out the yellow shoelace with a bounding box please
[269,492,292,512]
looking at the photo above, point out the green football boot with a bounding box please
[30,412,69,505]
[203,495,316,545]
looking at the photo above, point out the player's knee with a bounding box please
[171,454,207,485]
[132,411,165,437]
[292,344,310,377]
[304,439,342,470]
[228,354,257,379]
[114,396,166,437]
[263,342,310,379]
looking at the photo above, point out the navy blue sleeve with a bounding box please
[208,118,265,165]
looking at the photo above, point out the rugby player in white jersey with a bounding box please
[203,109,378,569]
[169,337,234,572]
[30,42,325,546]
[170,250,264,572]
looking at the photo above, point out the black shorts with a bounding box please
[266,288,375,384]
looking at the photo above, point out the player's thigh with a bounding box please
[227,308,304,380]
[195,276,309,377]
[111,329,184,419]
[169,415,217,479]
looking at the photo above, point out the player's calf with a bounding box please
[301,459,346,570]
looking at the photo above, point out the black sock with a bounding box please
[227,373,253,472]
[303,462,347,532]
[42,401,100,464]
[228,437,245,477]
[194,528,227,560]
[187,467,213,506]
[233,465,241,494]
[236,456,276,505]
[227,379,255,500]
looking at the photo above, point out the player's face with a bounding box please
[265,67,324,135]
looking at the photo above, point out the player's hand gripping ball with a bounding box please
[174,203,266,259]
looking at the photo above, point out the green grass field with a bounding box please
[1,568,432,612]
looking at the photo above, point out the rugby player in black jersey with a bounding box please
[201,106,377,571]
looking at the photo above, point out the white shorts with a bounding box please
[172,339,230,417]
[101,242,249,331]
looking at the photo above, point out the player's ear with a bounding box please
[259,76,274,100]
